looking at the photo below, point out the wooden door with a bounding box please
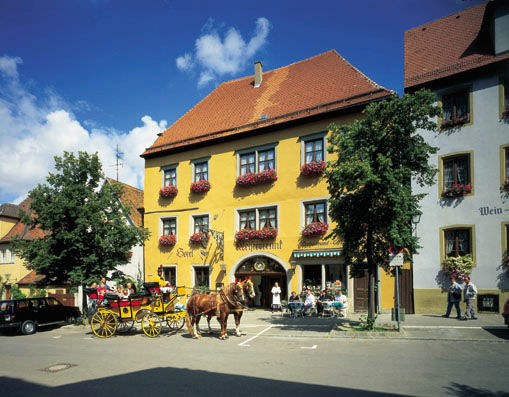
[395,268,414,314]
[354,274,369,312]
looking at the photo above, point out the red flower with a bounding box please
[159,234,176,247]
[302,222,328,237]
[159,185,178,198]
[235,227,277,242]
[301,161,326,177]
[190,232,210,244]
[191,180,211,194]
[236,169,277,187]
[442,183,472,198]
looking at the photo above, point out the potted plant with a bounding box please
[159,185,178,198]
[443,255,474,281]
[236,169,277,187]
[442,183,472,198]
[190,180,211,194]
[441,113,470,128]
[301,222,329,237]
[159,234,176,247]
[190,232,209,245]
[300,161,326,177]
[501,178,509,193]
[234,227,278,243]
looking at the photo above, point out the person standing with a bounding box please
[461,276,478,320]
[442,277,463,319]
[271,282,281,313]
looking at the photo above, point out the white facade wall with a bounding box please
[412,73,509,291]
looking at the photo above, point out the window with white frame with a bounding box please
[238,145,276,176]
[238,206,278,230]
[305,201,327,224]
[162,218,177,235]
[163,166,177,187]
[0,248,4,263]
[193,215,209,234]
[301,133,326,165]
[194,161,208,182]
[0,248,13,264]
[193,266,209,288]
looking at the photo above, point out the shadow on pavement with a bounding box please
[1,367,409,397]
[444,382,509,396]
[482,327,509,340]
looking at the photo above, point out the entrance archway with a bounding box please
[233,254,288,308]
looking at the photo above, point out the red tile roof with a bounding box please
[142,50,393,157]
[0,203,20,219]
[404,1,509,88]
[106,178,144,227]
[0,198,47,243]
[17,270,46,285]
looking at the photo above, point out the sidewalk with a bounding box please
[238,310,509,342]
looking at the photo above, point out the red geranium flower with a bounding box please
[191,180,211,194]
[159,185,178,198]
[159,234,176,246]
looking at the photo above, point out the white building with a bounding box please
[406,0,509,313]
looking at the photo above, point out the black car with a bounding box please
[0,297,81,335]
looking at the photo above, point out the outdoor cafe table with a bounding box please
[287,301,304,318]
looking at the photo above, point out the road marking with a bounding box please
[301,345,317,349]
[238,325,273,346]
[53,335,62,339]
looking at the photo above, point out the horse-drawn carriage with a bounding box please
[85,282,186,338]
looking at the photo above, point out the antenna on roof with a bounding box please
[109,144,124,182]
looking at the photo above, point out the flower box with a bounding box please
[442,183,472,198]
[159,185,178,198]
[190,180,211,194]
[443,255,474,281]
[441,113,470,128]
[502,178,509,193]
[235,227,278,242]
[502,107,509,118]
[301,222,328,237]
[236,169,277,187]
[159,234,176,247]
[190,232,210,244]
[300,161,326,177]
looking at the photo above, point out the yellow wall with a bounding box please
[144,113,395,303]
[380,262,412,310]
[0,217,17,239]
[0,244,27,284]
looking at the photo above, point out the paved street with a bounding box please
[1,311,508,396]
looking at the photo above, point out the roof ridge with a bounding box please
[405,1,488,33]
[106,177,144,192]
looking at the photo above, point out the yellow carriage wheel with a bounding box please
[142,312,162,338]
[166,313,185,331]
[91,310,118,338]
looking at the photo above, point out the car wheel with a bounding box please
[21,320,36,335]
[66,316,76,324]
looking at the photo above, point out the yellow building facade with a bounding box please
[142,51,402,311]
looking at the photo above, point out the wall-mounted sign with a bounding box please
[254,260,266,272]
[236,240,283,251]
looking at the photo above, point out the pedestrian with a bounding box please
[461,276,478,320]
[271,282,281,313]
[442,277,463,319]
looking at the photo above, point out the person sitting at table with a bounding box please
[288,291,300,316]
[302,290,316,316]
[316,290,329,315]
[335,290,348,308]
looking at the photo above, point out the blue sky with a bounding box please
[0,0,485,203]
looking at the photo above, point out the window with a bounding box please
[194,267,209,288]
[444,228,471,257]
[194,161,208,182]
[237,145,276,176]
[504,80,509,111]
[163,266,176,286]
[0,248,13,264]
[305,201,327,225]
[238,206,278,230]
[304,138,324,163]
[162,218,176,235]
[505,148,509,180]
[163,167,176,187]
[443,155,470,189]
[442,91,469,121]
[193,215,209,234]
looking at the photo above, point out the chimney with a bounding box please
[254,61,263,88]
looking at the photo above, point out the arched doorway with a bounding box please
[235,255,287,308]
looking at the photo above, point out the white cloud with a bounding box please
[0,55,167,202]
[176,17,271,87]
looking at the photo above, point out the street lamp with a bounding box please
[412,214,421,236]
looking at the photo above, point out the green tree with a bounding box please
[325,90,440,325]
[13,151,148,286]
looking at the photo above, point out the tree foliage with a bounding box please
[325,89,441,322]
[13,151,148,286]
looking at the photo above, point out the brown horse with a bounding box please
[185,282,248,340]
[204,278,256,336]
